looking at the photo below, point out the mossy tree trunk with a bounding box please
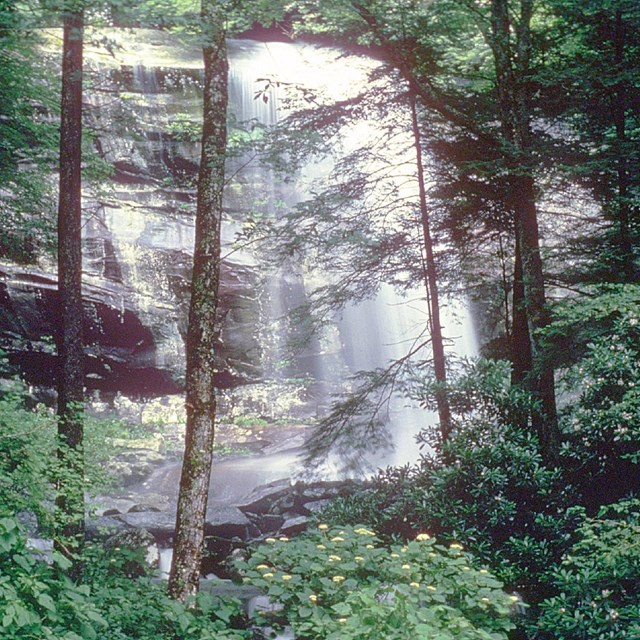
[55,3,85,576]
[168,0,228,601]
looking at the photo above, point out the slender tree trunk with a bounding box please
[497,233,511,340]
[409,91,452,441]
[168,1,228,601]
[55,5,85,574]
[511,175,559,461]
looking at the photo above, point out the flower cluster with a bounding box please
[236,524,516,640]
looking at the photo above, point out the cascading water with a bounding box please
[87,32,478,472]
[227,42,477,471]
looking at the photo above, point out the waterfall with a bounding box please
[224,40,478,468]
[83,31,476,471]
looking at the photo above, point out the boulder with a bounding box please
[205,504,252,540]
[237,479,292,515]
[128,503,162,513]
[280,515,309,536]
[118,511,177,543]
[86,515,127,539]
[106,448,166,486]
[302,499,331,514]
[253,513,284,535]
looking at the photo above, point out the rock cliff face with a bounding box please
[0,32,303,397]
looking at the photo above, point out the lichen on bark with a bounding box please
[168,0,228,601]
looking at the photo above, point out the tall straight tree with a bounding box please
[56,0,85,569]
[168,0,228,601]
[485,0,559,463]
[409,91,452,441]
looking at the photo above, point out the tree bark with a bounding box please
[510,236,531,386]
[409,91,452,441]
[55,5,85,574]
[168,1,228,601]
[511,174,559,461]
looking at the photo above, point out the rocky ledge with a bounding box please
[88,478,356,546]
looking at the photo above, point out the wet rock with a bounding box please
[0,252,264,395]
[237,479,292,515]
[93,492,170,516]
[118,511,177,543]
[302,499,331,514]
[205,504,252,540]
[86,515,126,539]
[128,503,162,513]
[254,514,284,534]
[248,595,285,617]
[106,448,166,486]
[27,538,53,563]
[16,511,39,536]
[280,515,308,536]
[238,479,356,520]
[270,493,297,515]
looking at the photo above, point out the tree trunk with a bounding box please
[489,0,559,464]
[409,91,452,441]
[168,1,228,601]
[510,237,531,386]
[511,175,559,462]
[55,5,85,574]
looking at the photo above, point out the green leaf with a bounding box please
[51,551,73,571]
[331,602,351,616]
[13,552,34,572]
[37,593,56,613]
[84,609,107,625]
[79,622,97,640]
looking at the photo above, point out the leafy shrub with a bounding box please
[165,114,201,142]
[534,499,640,640]
[0,374,170,529]
[0,518,248,640]
[87,573,248,640]
[557,307,640,506]
[0,383,54,522]
[544,284,640,369]
[320,358,581,608]
[237,523,516,640]
[323,418,573,600]
[0,517,108,640]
